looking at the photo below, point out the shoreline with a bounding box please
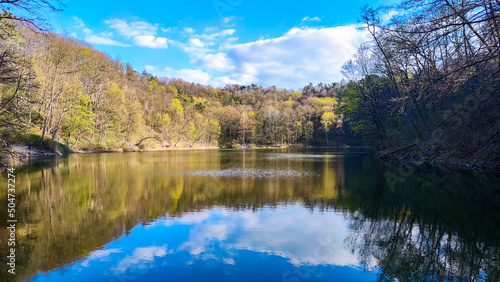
[2,143,363,161]
[3,143,498,173]
[62,144,358,154]
[376,152,500,173]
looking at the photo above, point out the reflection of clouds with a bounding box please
[157,210,211,227]
[180,223,228,255]
[113,245,167,273]
[223,258,235,265]
[180,206,359,267]
[89,248,122,259]
[241,212,258,229]
[42,206,367,280]
[206,224,228,240]
[81,248,122,267]
[176,211,211,224]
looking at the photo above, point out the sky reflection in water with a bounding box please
[32,205,377,281]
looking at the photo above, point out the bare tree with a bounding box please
[0,0,64,31]
[341,0,500,166]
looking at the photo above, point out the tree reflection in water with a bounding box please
[0,149,498,281]
[342,162,500,281]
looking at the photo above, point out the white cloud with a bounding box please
[81,28,92,35]
[207,25,367,88]
[133,35,168,48]
[222,16,236,23]
[146,25,365,89]
[99,31,113,38]
[381,10,399,24]
[172,29,238,71]
[214,76,239,86]
[74,16,85,28]
[144,65,157,72]
[197,52,234,72]
[213,73,255,87]
[189,38,205,48]
[74,17,128,47]
[161,27,172,33]
[302,16,321,22]
[173,69,211,85]
[199,29,235,41]
[147,66,176,79]
[220,29,236,36]
[85,35,130,47]
[184,27,195,34]
[103,19,170,49]
[105,19,158,38]
[73,17,96,37]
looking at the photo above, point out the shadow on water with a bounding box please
[0,149,499,281]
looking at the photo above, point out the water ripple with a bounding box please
[265,154,340,160]
[171,168,312,179]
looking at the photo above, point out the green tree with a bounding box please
[61,94,96,146]
[304,121,314,144]
[321,112,336,145]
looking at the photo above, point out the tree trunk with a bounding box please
[41,65,58,140]
[52,105,70,141]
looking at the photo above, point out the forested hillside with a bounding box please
[0,24,349,151]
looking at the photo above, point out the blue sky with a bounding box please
[46,0,397,89]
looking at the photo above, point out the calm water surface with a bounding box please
[1,149,499,281]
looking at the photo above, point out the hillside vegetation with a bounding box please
[0,0,499,169]
[0,24,352,152]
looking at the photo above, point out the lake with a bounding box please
[1,149,499,281]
